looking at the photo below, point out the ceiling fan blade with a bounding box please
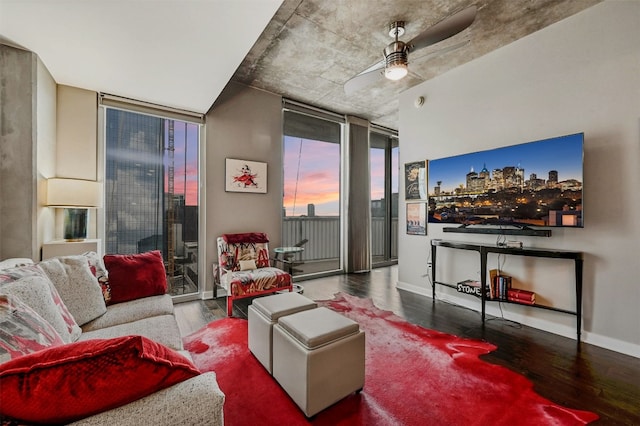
[359,58,385,75]
[407,5,477,53]
[410,39,470,63]
[344,61,385,95]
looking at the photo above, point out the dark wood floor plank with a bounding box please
[178,266,640,425]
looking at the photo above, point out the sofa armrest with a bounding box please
[68,372,224,426]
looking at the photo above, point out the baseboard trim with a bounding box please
[581,332,640,359]
[396,283,640,359]
[396,280,430,296]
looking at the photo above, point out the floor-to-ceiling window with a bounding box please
[370,130,398,266]
[282,102,344,276]
[100,97,202,299]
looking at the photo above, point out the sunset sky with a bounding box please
[283,136,340,216]
[164,129,399,213]
[371,145,399,201]
[283,136,399,217]
[163,121,199,206]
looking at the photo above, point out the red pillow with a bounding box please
[103,250,167,304]
[0,335,200,424]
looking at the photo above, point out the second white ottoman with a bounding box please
[272,307,365,417]
[248,292,317,374]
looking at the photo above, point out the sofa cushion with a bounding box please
[80,314,184,351]
[0,264,82,343]
[0,335,200,424]
[0,294,64,364]
[222,267,292,296]
[65,372,225,426]
[103,251,168,304]
[39,256,107,326]
[82,294,174,332]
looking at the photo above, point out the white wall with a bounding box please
[398,1,640,357]
[56,86,97,180]
[54,85,99,241]
[35,56,57,249]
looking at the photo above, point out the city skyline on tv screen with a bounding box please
[428,133,583,228]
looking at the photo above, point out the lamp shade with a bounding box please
[47,178,103,208]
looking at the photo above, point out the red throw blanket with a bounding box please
[222,233,269,244]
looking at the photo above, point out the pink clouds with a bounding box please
[163,120,200,206]
[283,136,399,216]
[370,148,386,200]
[284,137,340,216]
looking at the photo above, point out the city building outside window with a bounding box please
[103,107,200,297]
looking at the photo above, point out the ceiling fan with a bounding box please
[344,5,477,95]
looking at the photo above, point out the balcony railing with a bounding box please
[169,216,398,295]
[282,216,397,264]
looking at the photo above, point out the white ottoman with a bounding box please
[248,292,317,374]
[272,307,365,417]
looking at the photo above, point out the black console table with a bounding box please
[430,239,584,341]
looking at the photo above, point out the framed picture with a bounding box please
[405,160,428,200]
[406,202,427,235]
[225,158,267,193]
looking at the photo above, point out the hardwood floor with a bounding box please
[174,266,640,425]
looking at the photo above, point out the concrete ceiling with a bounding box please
[0,0,602,128]
[232,0,602,129]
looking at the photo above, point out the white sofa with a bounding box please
[0,254,225,425]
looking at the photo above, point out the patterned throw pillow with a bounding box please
[0,335,201,424]
[39,257,107,326]
[239,259,257,271]
[0,294,64,364]
[0,273,75,344]
[0,259,33,270]
[0,264,42,283]
[82,251,111,304]
[82,251,108,280]
[0,265,81,342]
[98,280,112,304]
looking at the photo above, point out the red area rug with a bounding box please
[183,293,598,425]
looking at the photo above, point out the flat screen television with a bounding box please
[428,133,583,228]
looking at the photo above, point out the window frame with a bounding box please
[282,100,345,278]
[97,95,205,303]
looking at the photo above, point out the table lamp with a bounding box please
[47,178,103,241]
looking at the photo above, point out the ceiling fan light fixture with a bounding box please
[344,7,477,94]
[384,47,408,81]
[383,42,409,81]
[385,63,408,80]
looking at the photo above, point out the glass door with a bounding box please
[282,108,343,277]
